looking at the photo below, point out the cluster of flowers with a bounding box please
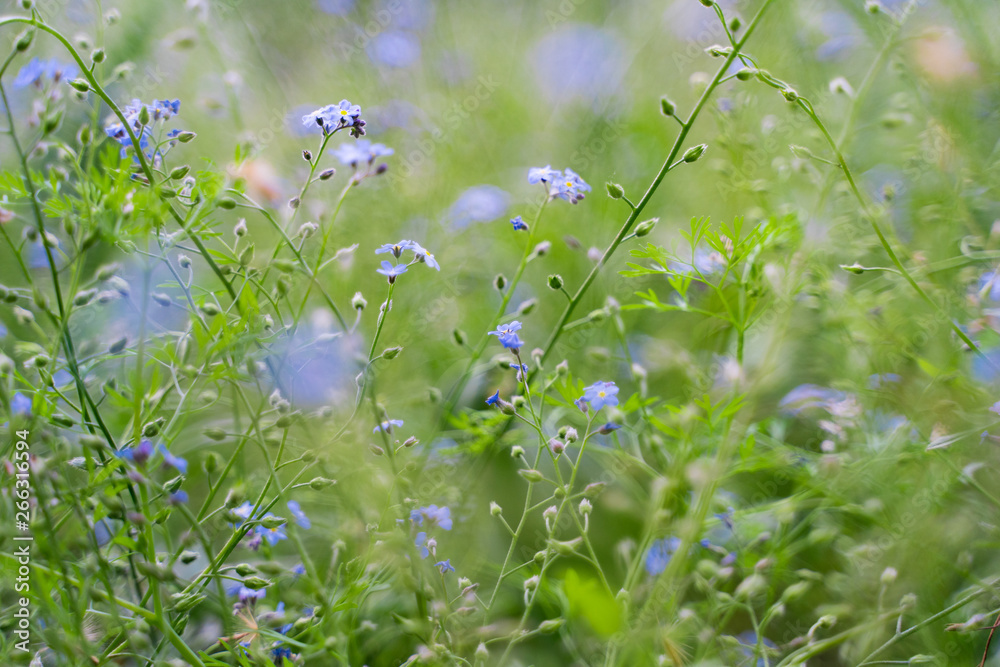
[231,499,311,552]
[528,165,591,204]
[374,239,440,283]
[104,98,184,158]
[13,57,78,89]
[302,99,367,138]
[411,504,455,574]
[112,438,189,504]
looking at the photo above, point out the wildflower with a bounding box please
[114,439,154,466]
[645,536,681,576]
[435,559,455,574]
[510,215,528,231]
[528,165,559,184]
[11,392,31,416]
[156,443,188,474]
[255,514,288,545]
[488,321,524,351]
[991,401,1000,417]
[104,99,181,158]
[486,390,500,406]
[376,240,416,258]
[169,490,189,505]
[334,139,393,167]
[287,500,311,529]
[415,531,429,558]
[448,185,510,229]
[598,422,622,434]
[580,381,619,412]
[14,58,78,88]
[374,419,404,434]
[376,260,408,283]
[412,505,453,530]
[302,99,365,136]
[550,167,591,204]
[228,583,266,602]
[410,241,440,271]
[232,501,258,525]
[510,362,529,382]
[715,507,735,531]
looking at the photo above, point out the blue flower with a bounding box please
[374,419,404,434]
[510,362,528,382]
[105,99,181,158]
[287,500,311,529]
[410,241,440,271]
[550,167,591,204]
[335,139,393,166]
[376,260,408,283]
[488,321,524,351]
[415,531,429,558]
[156,443,188,474]
[302,99,365,136]
[114,439,154,466]
[292,563,307,576]
[510,216,528,231]
[227,583,266,602]
[169,491,189,505]
[581,381,619,412]
[13,58,78,88]
[645,537,681,576]
[232,501,258,526]
[528,165,559,184]
[255,514,288,545]
[11,392,31,416]
[367,30,422,68]
[598,422,622,434]
[486,390,500,406]
[715,507,735,531]
[448,185,510,229]
[376,240,417,258]
[412,505,453,530]
[435,559,455,574]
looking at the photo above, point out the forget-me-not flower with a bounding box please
[376,260,408,283]
[287,500,311,529]
[157,443,188,474]
[255,514,288,545]
[580,381,619,412]
[302,99,365,137]
[374,419,404,434]
[435,559,455,574]
[510,215,528,231]
[13,58,78,88]
[645,536,681,575]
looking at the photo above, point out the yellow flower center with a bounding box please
[598,391,606,398]
[340,109,349,115]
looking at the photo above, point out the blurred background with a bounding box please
[4,0,1000,664]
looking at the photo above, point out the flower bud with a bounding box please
[288,197,300,209]
[319,168,336,181]
[660,97,676,116]
[217,196,237,210]
[517,298,537,315]
[735,67,757,81]
[352,292,367,310]
[635,218,658,237]
[177,131,197,143]
[547,274,564,290]
[518,469,544,483]
[382,346,402,360]
[782,87,799,102]
[490,501,502,516]
[494,274,506,290]
[453,328,467,346]
[682,143,707,163]
[539,618,565,633]
[69,78,90,92]
[511,446,525,458]
[309,477,337,490]
[302,150,312,162]
[606,182,624,199]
